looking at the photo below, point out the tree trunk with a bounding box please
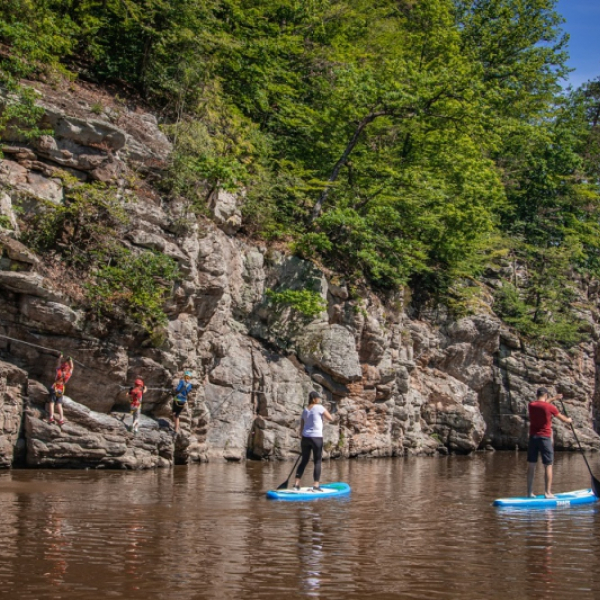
[311,110,389,221]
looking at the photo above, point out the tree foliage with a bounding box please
[18,179,178,335]
[1,0,600,346]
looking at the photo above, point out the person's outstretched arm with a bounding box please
[555,413,572,424]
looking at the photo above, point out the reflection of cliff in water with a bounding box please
[1,454,600,599]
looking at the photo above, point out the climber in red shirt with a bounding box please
[527,387,572,498]
[47,354,74,426]
[128,378,147,434]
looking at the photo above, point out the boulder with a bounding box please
[0,360,27,467]
[19,297,81,335]
[297,324,362,383]
[0,233,38,266]
[0,192,19,232]
[210,189,242,235]
[0,271,62,301]
[420,371,486,453]
[0,159,63,203]
[25,397,173,469]
[40,108,127,151]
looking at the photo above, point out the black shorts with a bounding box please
[48,387,64,404]
[172,400,186,416]
[528,436,554,465]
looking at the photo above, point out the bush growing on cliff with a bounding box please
[18,179,178,335]
[20,180,127,264]
[493,279,586,348]
[265,288,326,318]
[85,248,179,334]
[164,117,258,211]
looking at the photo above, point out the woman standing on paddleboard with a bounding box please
[294,391,334,492]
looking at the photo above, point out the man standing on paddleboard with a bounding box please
[527,387,572,498]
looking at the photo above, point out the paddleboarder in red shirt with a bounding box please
[527,387,572,498]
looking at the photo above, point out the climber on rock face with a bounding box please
[47,354,74,426]
[128,378,147,434]
[172,370,193,434]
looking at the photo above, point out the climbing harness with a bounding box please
[174,379,193,402]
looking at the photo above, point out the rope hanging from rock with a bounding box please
[118,385,173,393]
[0,333,88,368]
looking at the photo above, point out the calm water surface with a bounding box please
[1,452,600,600]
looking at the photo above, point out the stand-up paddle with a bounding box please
[559,399,600,497]
[277,454,301,490]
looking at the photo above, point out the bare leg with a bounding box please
[174,414,180,433]
[544,464,555,498]
[48,402,55,421]
[56,404,64,422]
[132,408,140,432]
[527,462,536,497]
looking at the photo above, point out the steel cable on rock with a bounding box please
[0,333,88,368]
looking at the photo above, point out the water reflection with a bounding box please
[43,506,69,587]
[298,509,324,597]
[1,454,600,599]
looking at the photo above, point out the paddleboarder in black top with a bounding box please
[527,387,572,498]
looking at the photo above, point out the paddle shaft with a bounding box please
[559,400,591,469]
[277,454,301,490]
[558,399,600,495]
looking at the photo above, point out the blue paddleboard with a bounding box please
[493,488,598,509]
[266,482,351,501]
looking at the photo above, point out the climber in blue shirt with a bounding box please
[172,370,193,434]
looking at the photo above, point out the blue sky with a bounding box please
[556,0,600,88]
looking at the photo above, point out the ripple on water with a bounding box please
[1,454,600,599]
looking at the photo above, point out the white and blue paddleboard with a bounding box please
[493,488,598,509]
[266,482,351,501]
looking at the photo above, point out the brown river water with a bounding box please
[1,452,600,600]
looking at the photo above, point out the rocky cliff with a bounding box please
[0,79,599,469]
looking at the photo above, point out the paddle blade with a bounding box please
[591,475,600,498]
[276,454,301,490]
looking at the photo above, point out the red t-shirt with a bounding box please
[528,401,559,437]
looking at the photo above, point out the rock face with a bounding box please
[25,398,173,469]
[0,361,27,466]
[1,79,599,469]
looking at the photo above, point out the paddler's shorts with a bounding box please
[48,386,64,404]
[528,435,554,465]
[172,399,186,416]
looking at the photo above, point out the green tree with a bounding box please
[2,0,599,340]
